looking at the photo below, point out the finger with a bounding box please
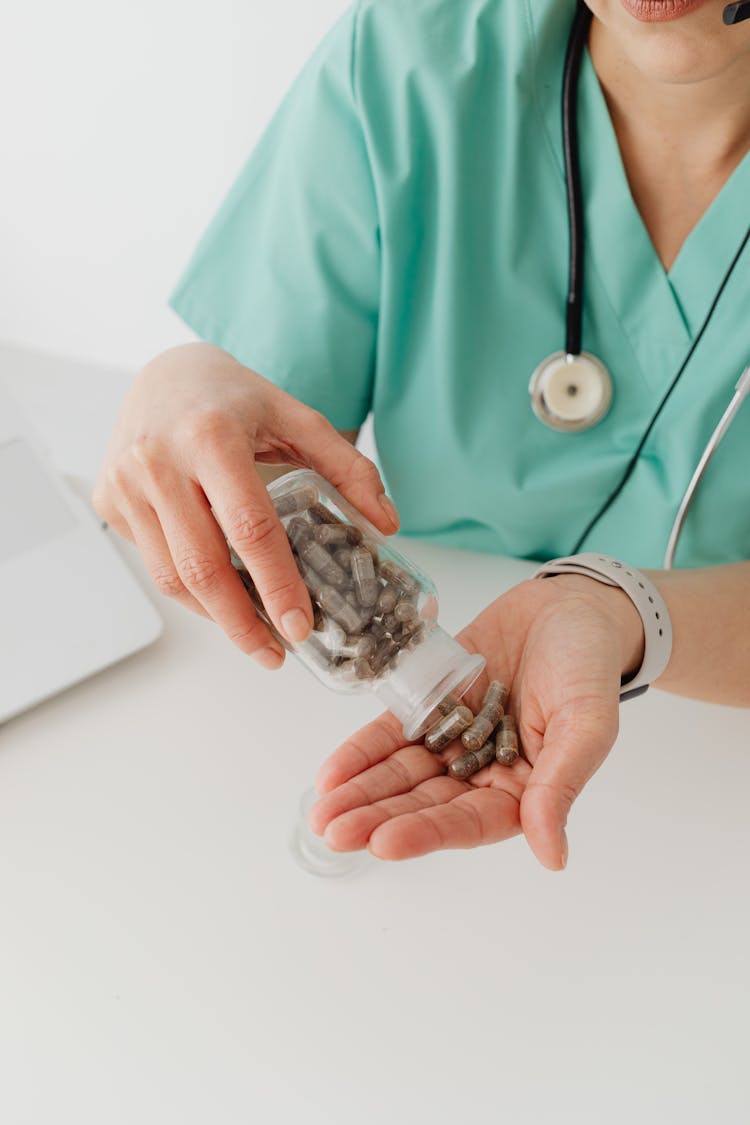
[368,787,522,860]
[310,742,444,835]
[103,509,135,543]
[314,711,408,796]
[286,404,400,534]
[520,698,618,871]
[91,485,136,543]
[192,437,314,645]
[140,470,286,665]
[121,499,211,620]
[323,774,466,850]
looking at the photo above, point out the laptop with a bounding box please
[0,379,162,723]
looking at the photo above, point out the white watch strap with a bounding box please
[532,553,673,700]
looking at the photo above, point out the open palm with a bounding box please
[310,576,634,870]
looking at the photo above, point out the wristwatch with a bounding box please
[533,553,673,700]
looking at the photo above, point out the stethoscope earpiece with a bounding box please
[529,351,612,432]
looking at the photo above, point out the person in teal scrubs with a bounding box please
[96,0,750,870]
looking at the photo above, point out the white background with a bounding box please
[0,0,349,374]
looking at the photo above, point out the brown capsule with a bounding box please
[376,585,398,614]
[298,539,349,589]
[449,739,496,780]
[274,485,319,518]
[368,617,387,640]
[361,538,379,562]
[336,657,375,681]
[343,524,364,546]
[461,681,507,750]
[337,633,373,661]
[478,680,508,724]
[333,547,354,572]
[370,637,399,675]
[388,625,408,648]
[461,715,495,752]
[394,599,419,624]
[381,612,399,634]
[402,622,426,651]
[355,633,378,660]
[377,560,420,596]
[350,545,379,608]
[296,560,326,600]
[307,502,340,526]
[424,706,473,753]
[319,619,347,655]
[286,516,313,552]
[495,715,520,765]
[313,523,350,547]
[316,585,363,634]
[437,693,460,716]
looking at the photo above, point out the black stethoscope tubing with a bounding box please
[562,2,590,358]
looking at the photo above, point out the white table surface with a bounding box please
[1,340,749,1125]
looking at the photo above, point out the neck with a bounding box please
[589,19,750,170]
[587,14,750,270]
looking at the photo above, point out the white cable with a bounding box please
[663,366,750,570]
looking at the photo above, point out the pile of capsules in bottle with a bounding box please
[422,680,521,779]
[235,483,427,683]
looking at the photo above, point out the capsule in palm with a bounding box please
[461,680,508,751]
[350,545,379,607]
[495,715,520,765]
[449,739,496,780]
[437,693,460,716]
[424,706,473,753]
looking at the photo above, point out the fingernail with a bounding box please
[560,832,569,870]
[379,493,400,529]
[281,608,312,644]
[253,646,285,671]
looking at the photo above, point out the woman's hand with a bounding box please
[310,575,644,870]
[93,343,398,666]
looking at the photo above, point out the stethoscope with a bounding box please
[529,0,750,567]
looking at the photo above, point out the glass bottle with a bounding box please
[233,469,485,742]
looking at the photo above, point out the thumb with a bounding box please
[519,701,618,871]
[285,404,400,535]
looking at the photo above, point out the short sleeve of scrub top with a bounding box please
[169,5,379,432]
[171,0,750,570]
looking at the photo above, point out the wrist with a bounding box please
[551,574,645,680]
[533,554,672,700]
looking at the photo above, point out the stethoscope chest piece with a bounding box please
[529,350,613,433]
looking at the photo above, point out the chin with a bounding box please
[586,0,750,84]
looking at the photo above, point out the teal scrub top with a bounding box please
[169,0,750,569]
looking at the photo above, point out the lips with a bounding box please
[618,0,707,21]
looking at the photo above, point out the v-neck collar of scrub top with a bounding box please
[532,8,750,395]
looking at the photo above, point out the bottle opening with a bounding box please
[374,625,486,741]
